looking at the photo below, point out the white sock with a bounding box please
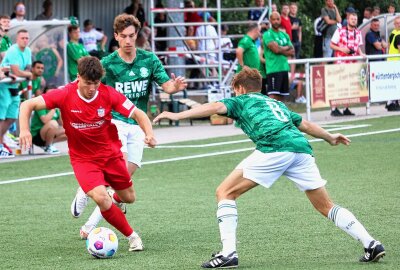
[217,199,238,257]
[127,231,139,240]
[85,206,103,229]
[328,205,374,248]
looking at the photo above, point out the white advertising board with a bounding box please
[369,61,400,102]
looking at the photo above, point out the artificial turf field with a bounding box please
[0,116,399,270]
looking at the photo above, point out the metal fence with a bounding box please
[149,0,269,99]
[289,53,400,121]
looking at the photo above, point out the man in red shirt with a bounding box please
[19,56,156,251]
[280,3,292,41]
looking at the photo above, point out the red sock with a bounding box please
[113,193,122,203]
[101,204,133,237]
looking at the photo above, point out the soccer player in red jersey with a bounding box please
[19,56,156,251]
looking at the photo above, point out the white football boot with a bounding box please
[128,232,144,251]
[71,187,89,218]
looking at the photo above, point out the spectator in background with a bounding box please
[365,18,387,61]
[330,12,363,116]
[30,88,66,154]
[248,0,266,21]
[263,12,294,102]
[362,7,373,24]
[184,1,215,32]
[271,3,278,13]
[185,26,197,51]
[67,25,89,81]
[124,0,146,27]
[35,0,54,20]
[342,6,356,27]
[386,16,400,111]
[219,25,234,61]
[321,0,342,58]
[289,2,302,59]
[236,23,261,74]
[136,30,151,51]
[0,15,12,61]
[20,61,46,102]
[196,14,218,77]
[10,2,26,25]
[280,3,292,41]
[0,29,32,158]
[387,3,396,15]
[372,6,381,17]
[81,19,108,57]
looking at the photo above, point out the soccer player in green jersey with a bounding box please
[153,67,385,268]
[67,25,89,81]
[71,14,187,244]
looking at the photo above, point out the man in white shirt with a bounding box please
[80,19,107,55]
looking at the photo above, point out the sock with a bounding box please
[113,192,122,203]
[101,203,133,237]
[127,231,140,240]
[328,205,374,248]
[217,199,238,257]
[85,206,103,228]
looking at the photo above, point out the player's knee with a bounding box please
[92,192,113,210]
[215,186,236,201]
[118,189,136,204]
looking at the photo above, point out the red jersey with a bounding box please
[42,81,135,161]
[280,16,293,41]
[331,26,363,64]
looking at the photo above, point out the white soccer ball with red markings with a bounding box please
[86,227,118,258]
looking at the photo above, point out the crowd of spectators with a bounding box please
[1,0,400,158]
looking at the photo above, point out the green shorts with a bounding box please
[0,86,20,120]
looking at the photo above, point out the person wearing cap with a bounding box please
[342,7,356,27]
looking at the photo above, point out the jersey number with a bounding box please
[266,101,288,122]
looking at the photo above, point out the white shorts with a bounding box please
[235,150,326,191]
[112,119,145,167]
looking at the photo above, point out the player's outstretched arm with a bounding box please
[19,97,47,151]
[161,73,188,94]
[131,108,157,148]
[153,102,227,123]
[298,119,351,146]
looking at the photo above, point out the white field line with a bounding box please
[156,124,371,149]
[1,126,399,185]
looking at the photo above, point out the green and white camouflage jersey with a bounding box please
[220,93,313,155]
[101,49,170,125]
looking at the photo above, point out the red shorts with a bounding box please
[71,156,132,193]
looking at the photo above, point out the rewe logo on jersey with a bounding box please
[115,80,149,99]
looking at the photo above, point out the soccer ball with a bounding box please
[86,227,118,259]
